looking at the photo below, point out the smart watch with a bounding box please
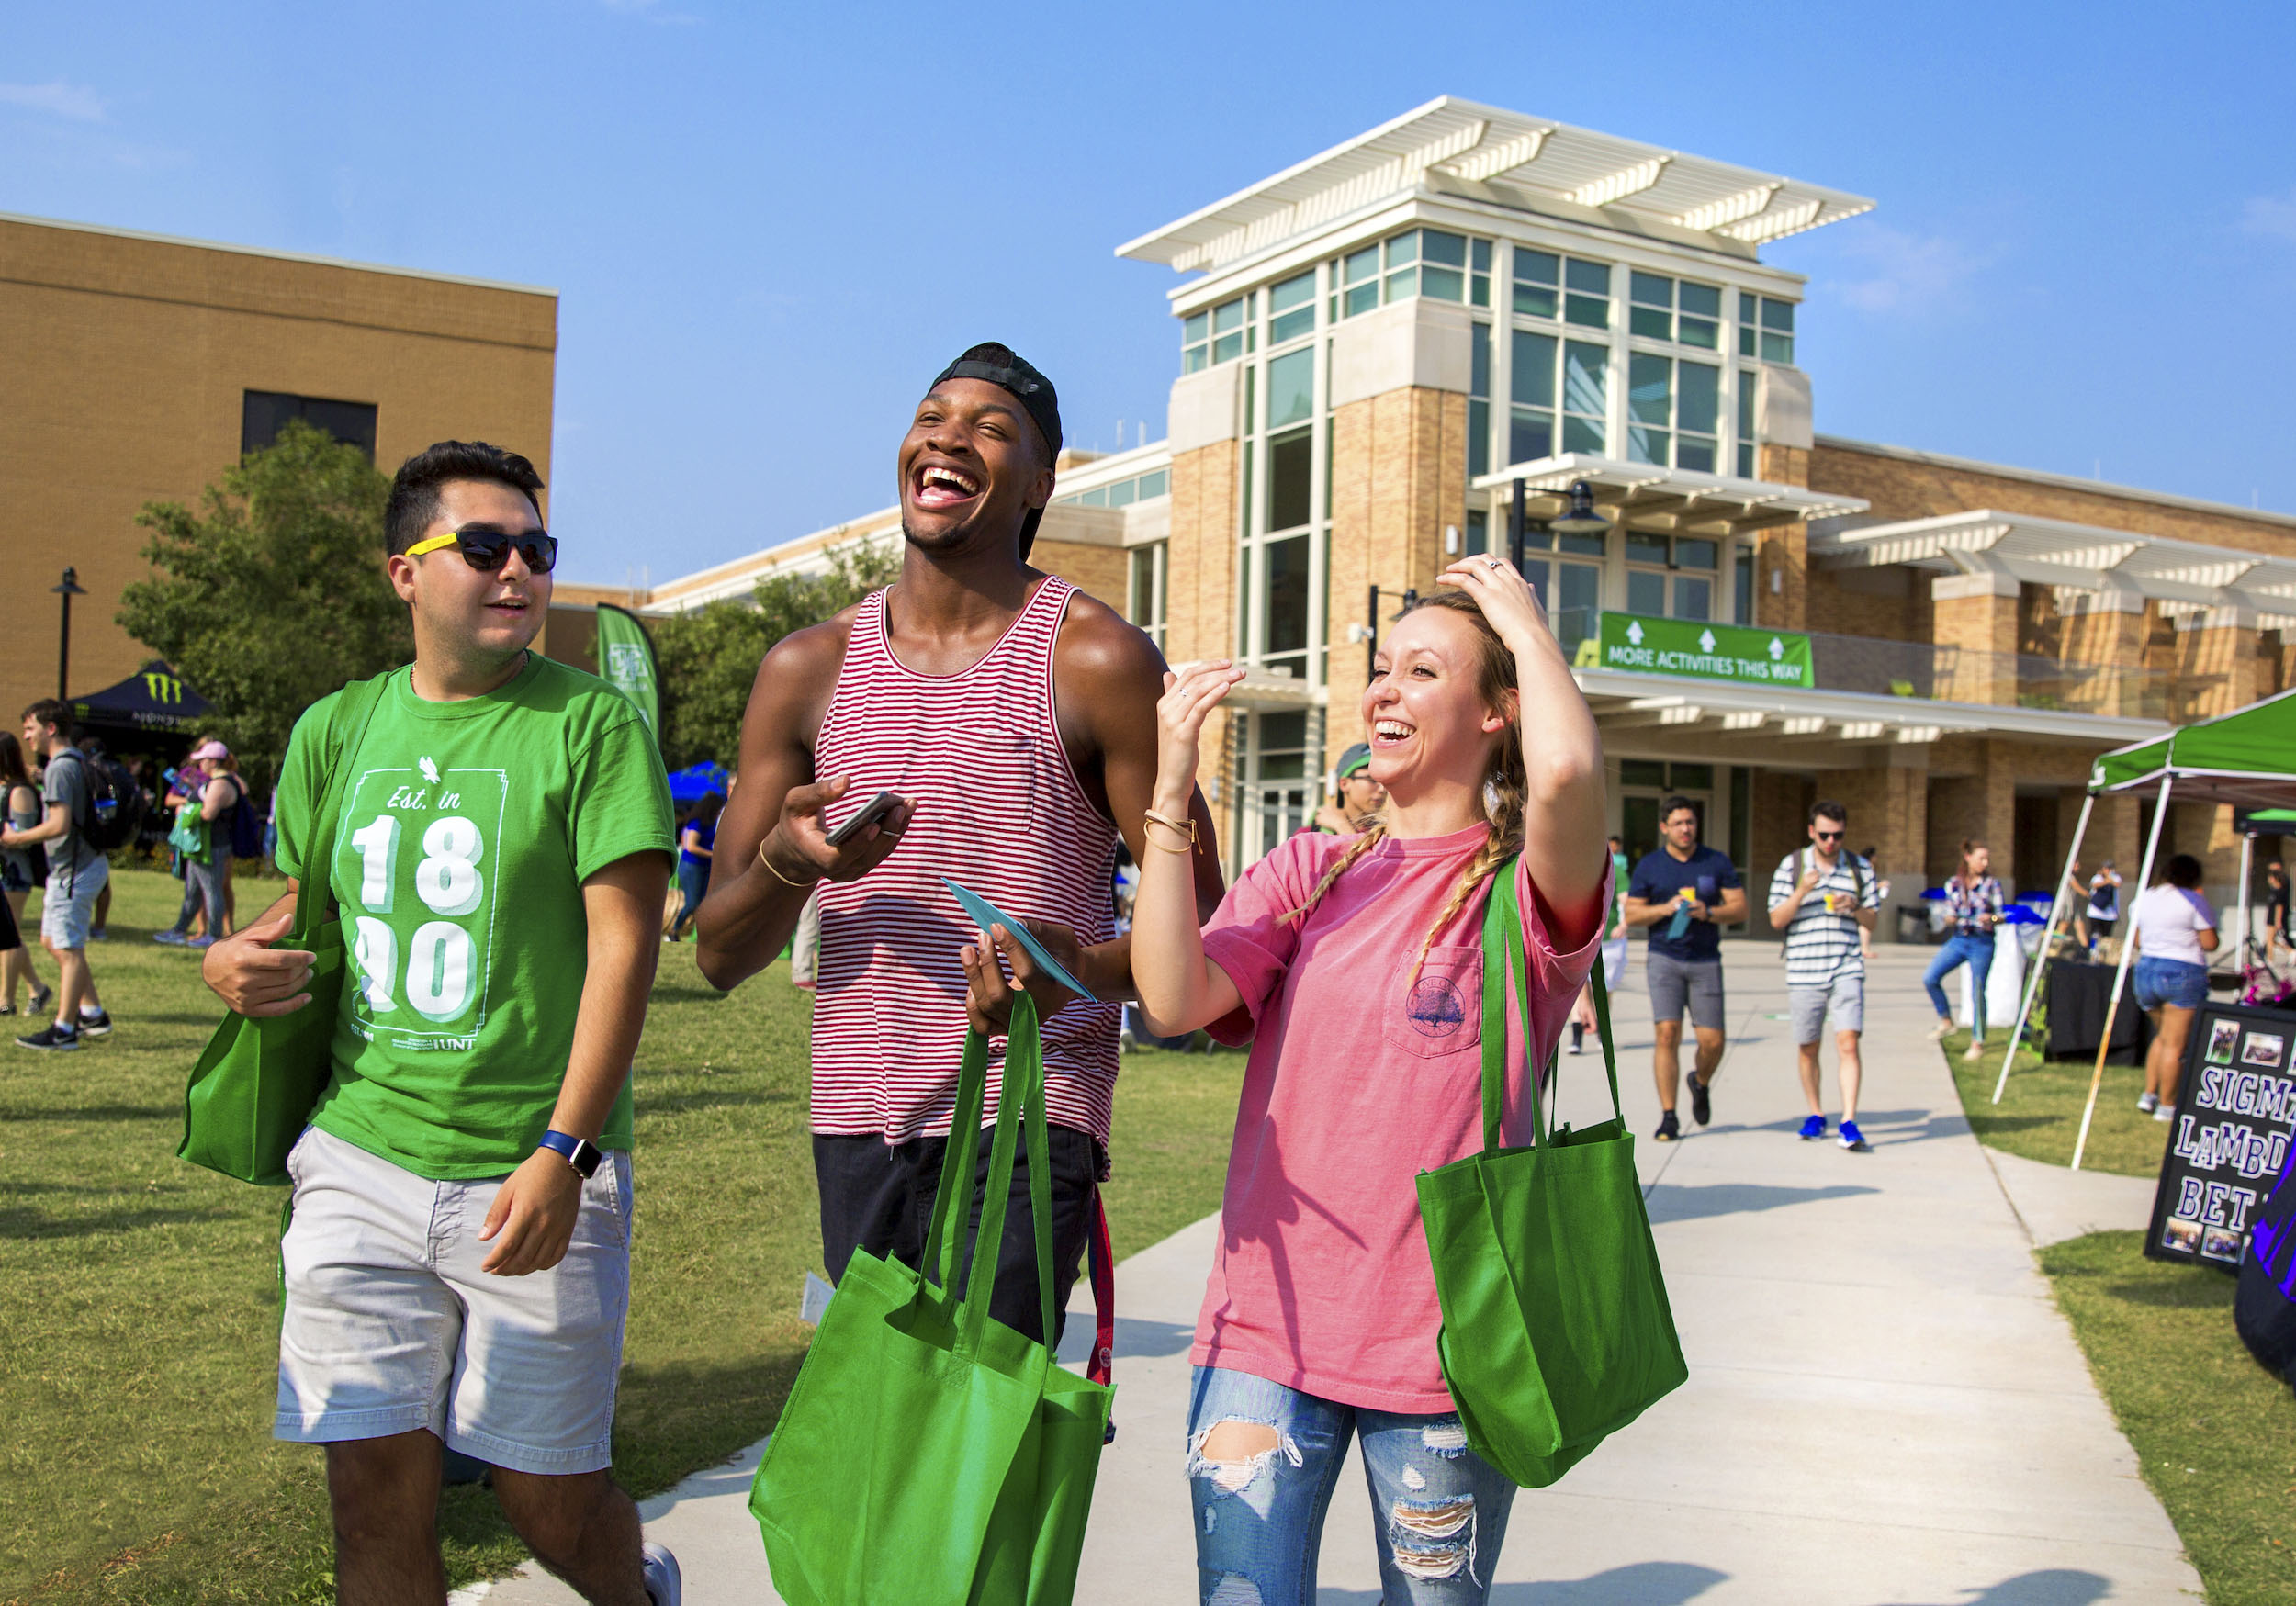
[536,1129,603,1178]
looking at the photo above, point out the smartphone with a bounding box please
[825,790,906,848]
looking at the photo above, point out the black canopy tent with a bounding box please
[67,662,214,736]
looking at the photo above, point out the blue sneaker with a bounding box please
[152,930,188,947]
[1839,1120,1870,1152]
[1797,1115,1827,1141]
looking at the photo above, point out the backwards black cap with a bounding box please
[929,343,1063,557]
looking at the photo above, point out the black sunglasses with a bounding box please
[1814,828,1844,841]
[406,526,559,574]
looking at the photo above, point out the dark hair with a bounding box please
[385,441,545,556]
[2165,853,2205,890]
[0,731,28,790]
[20,699,72,740]
[692,792,725,828]
[1809,799,1847,826]
[1660,794,1697,824]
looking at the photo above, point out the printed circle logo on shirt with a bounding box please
[1406,974,1468,1039]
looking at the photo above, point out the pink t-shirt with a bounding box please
[1193,823,1604,1413]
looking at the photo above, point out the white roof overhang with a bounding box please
[1810,509,2296,629]
[1473,454,1868,534]
[1119,97,1874,275]
[1573,671,2167,747]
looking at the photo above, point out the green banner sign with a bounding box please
[594,602,662,732]
[1578,612,1814,689]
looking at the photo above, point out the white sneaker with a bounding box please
[1928,1019,1953,1041]
[2137,1092,2158,1114]
[2154,1103,2176,1123]
[1961,1040,1986,1061]
[643,1542,681,1606]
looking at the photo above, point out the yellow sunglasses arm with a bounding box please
[404,533,461,557]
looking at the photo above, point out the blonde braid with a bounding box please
[1283,820,1387,927]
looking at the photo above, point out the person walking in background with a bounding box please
[1768,802,1882,1151]
[1857,844,1890,961]
[2133,853,2219,1122]
[1311,741,1385,837]
[1120,558,1607,1605]
[1624,797,1747,1141]
[156,741,246,949]
[1924,840,2003,1062]
[1569,833,1631,1055]
[2087,860,2122,960]
[0,732,52,1020]
[4,702,113,1050]
[2264,860,2290,965]
[667,792,720,941]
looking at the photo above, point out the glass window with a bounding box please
[1562,342,1607,455]
[1626,532,1670,565]
[1671,763,1715,791]
[1421,230,1468,302]
[1627,353,1671,466]
[1469,323,1491,480]
[1267,426,1313,532]
[1384,231,1419,303]
[1738,292,1758,356]
[1674,537,1717,570]
[1556,562,1602,653]
[1626,568,1667,615]
[1266,348,1314,430]
[1264,536,1311,660]
[1677,361,1719,472]
[1344,246,1380,317]
[1183,310,1210,375]
[1138,468,1168,500]
[1565,258,1610,328]
[1679,282,1720,349]
[1513,248,1559,318]
[1079,487,1108,507]
[1128,542,1167,650]
[1470,238,1492,308]
[1737,371,1757,477]
[1630,271,1672,341]
[1465,510,1488,556]
[1558,530,1605,558]
[1109,478,1139,509]
[1510,329,1557,465]
[1621,759,1669,789]
[1257,710,1308,772]
[1269,270,1315,344]
[1673,575,1712,621]
[1735,545,1755,623]
[1760,298,1795,364]
[1212,297,1247,365]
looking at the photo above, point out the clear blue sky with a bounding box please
[6,2,2293,585]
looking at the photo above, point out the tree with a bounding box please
[652,541,899,770]
[117,421,409,787]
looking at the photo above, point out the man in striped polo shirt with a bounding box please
[697,343,1224,1344]
[1767,800,1882,1151]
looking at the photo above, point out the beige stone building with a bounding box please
[587,97,2296,928]
[0,212,557,732]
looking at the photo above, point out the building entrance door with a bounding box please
[1247,783,1313,862]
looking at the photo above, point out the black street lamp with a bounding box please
[52,567,86,701]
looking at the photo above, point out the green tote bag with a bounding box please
[177,677,385,1186]
[1415,863,1687,1488]
[751,991,1115,1606]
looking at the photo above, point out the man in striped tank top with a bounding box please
[697,344,1224,1343]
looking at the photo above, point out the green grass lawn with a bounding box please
[2040,1232,2296,1606]
[1,867,1239,1605]
[1945,1027,2171,1179]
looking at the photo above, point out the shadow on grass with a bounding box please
[2101,1272,2234,1310]
[0,1100,176,1123]
[647,983,737,1005]
[0,1204,225,1240]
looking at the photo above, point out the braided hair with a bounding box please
[1284,591,1525,979]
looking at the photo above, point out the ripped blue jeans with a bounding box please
[1187,1365,1517,1604]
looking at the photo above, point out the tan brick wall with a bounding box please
[1030,536,1128,619]
[1165,439,1240,797]
[1323,387,1467,772]
[2177,623,2265,719]
[1927,740,2018,888]
[1750,769,1813,889]
[1814,763,1928,933]
[1930,587,2019,704]
[1803,565,1926,642]
[0,217,556,726]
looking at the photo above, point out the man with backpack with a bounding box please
[4,701,118,1050]
[1767,800,1881,1151]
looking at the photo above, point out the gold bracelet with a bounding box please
[759,839,818,888]
[1143,808,1197,853]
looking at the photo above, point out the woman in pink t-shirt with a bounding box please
[1131,557,1607,1603]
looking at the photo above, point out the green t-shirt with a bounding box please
[275,654,674,1180]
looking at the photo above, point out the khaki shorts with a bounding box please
[1790,973,1865,1043]
[276,1125,633,1475]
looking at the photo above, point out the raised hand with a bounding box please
[1435,554,1554,652]
[1156,660,1246,798]
[763,775,915,886]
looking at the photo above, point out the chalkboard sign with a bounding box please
[2147,1001,2296,1272]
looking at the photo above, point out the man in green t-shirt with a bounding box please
[201,442,681,1606]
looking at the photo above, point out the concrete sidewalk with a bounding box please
[467,945,2195,1604]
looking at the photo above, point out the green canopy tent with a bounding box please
[1997,685,2296,1167]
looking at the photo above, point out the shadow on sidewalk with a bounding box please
[1644,1181,1881,1222]
[1876,1567,2110,1605]
[1320,1560,1728,1602]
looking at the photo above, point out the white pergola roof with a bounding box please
[1472,454,1869,533]
[1119,97,1874,275]
[1810,509,2296,628]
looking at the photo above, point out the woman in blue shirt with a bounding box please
[669,792,722,942]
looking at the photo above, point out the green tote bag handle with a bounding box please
[1478,863,1624,1155]
[177,674,388,1185]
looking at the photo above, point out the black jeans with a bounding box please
[814,1125,1102,1347]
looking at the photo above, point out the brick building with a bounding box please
[0,212,557,732]
[587,98,2294,929]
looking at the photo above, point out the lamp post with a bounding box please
[51,567,86,702]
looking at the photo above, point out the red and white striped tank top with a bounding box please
[810,577,1121,1144]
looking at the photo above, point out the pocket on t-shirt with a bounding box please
[1382,944,1484,1061]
